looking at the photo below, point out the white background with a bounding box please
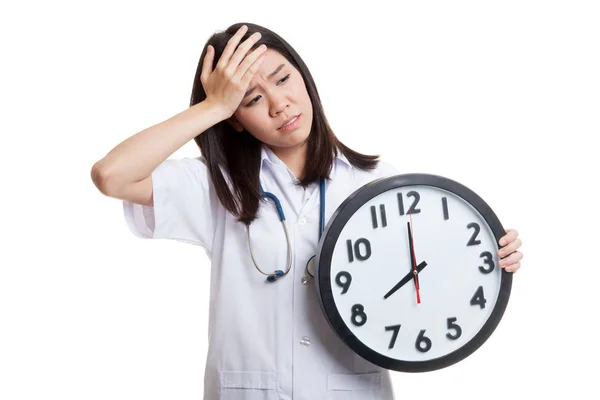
[1,1,598,399]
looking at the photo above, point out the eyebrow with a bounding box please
[243,64,285,99]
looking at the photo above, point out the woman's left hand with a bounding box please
[497,229,523,273]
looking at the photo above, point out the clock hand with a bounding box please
[383,261,427,299]
[408,217,421,304]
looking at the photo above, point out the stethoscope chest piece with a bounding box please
[302,255,317,285]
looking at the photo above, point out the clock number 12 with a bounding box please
[397,191,421,216]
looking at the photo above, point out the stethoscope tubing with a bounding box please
[248,179,325,283]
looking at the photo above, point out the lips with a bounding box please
[278,114,300,130]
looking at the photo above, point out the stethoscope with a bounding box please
[246,178,325,284]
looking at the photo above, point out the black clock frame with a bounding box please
[314,173,512,373]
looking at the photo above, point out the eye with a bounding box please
[246,74,291,107]
[278,74,290,85]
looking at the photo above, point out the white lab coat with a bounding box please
[123,143,400,400]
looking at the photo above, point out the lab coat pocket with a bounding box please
[327,371,382,400]
[219,371,280,400]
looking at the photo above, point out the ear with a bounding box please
[226,114,245,132]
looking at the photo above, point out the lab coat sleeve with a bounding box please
[122,156,217,254]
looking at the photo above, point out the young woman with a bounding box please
[92,22,524,400]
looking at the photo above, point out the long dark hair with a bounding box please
[190,22,380,225]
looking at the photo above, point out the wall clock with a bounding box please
[315,173,512,372]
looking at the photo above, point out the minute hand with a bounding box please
[383,261,427,299]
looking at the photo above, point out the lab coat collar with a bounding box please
[259,143,351,173]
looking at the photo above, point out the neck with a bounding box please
[270,142,308,181]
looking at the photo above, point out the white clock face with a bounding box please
[328,184,503,363]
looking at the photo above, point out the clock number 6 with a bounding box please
[415,329,432,353]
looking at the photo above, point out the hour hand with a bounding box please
[383,261,427,300]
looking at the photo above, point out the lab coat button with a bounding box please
[300,336,311,347]
[299,217,307,225]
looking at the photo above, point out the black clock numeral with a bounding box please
[415,329,432,353]
[351,304,367,326]
[470,286,487,309]
[346,238,372,263]
[466,222,482,246]
[479,251,495,274]
[335,271,352,294]
[385,324,401,349]
[398,191,421,216]
[446,317,462,340]
[370,204,388,228]
[442,197,449,220]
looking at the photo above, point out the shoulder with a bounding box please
[372,157,399,179]
[347,157,399,181]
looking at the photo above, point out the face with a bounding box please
[227,49,313,154]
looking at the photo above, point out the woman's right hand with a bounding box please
[201,25,267,120]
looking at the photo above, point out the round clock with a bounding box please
[314,173,512,373]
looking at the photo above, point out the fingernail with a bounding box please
[499,238,506,246]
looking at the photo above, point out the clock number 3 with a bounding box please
[479,251,495,274]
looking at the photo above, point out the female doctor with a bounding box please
[91,22,524,400]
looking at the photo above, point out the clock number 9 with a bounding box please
[478,251,495,274]
[350,304,367,326]
[335,271,352,294]
[415,329,432,353]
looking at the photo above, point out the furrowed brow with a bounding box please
[243,64,285,99]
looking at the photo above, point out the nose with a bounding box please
[268,92,289,117]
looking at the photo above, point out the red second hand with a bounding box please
[410,212,421,304]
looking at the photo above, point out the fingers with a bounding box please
[200,45,215,85]
[497,238,522,258]
[216,25,250,71]
[504,261,521,273]
[499,228,519,246]
[499,251,523,273]
[238,45,267,85]
[497,229,523,273]
[227,31,263,76]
